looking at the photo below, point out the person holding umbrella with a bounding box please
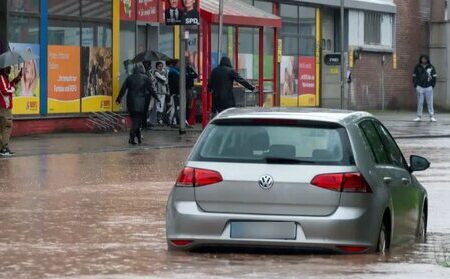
[0,65,21,156]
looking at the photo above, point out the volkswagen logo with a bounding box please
[258,175,274,190]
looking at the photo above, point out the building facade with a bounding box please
[0,0,432,135]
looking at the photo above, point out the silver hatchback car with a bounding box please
[166,108,430,253]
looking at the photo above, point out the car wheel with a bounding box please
[377,223,387,254]
[416,211,427,243]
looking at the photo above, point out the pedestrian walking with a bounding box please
[153,61,169,125]
[185,58,198,127]
[0,66,21,156]
[168,59,180,127]
[208,56,255,114]
[116,64,158,145]
[413,55,437,122]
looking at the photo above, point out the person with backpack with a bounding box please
[412,55,437,122]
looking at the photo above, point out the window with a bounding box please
[48,0,80,16]
[159,25,174,58]
[8,16,40,44]
[373,122,408,169]
[82,0,112,19]
[191,120,353,165]
[48,20,80,45]
[82,24,111,47]
[364,12,381,45]
[349,10,393,50]
[359,120,390,165]
[280,5,316,57]
[8,0,40,13]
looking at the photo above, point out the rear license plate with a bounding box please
[230,222,296,240]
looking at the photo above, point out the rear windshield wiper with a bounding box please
[263,157,316,165]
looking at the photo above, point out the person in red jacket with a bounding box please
[0,66,21,156]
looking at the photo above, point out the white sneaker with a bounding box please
[430,117,437,122]
[413,117,422,122]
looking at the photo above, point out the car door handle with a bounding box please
[384,177,393,184]
[401,177,410,185]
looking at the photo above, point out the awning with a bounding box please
[200,0,282,28]
[297,0,396,14]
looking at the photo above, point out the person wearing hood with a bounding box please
[208,57,255,114]
[412,55,437,122]
[116,64,158,145]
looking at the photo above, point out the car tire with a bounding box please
[377,223,388,254]
[416,210,427,243]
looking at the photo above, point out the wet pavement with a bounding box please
[1,114,450,278]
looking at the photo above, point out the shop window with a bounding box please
[48,20,81,46]
[48,0,80,17]
[159,25,174,58]
[8,16,40,44]
[254,1,272,13]
[8,0,40,13]
[364,12,381,45]
[82,0,112,19]
[211,25,234,68]
[82,24,112,47]
[238,27,259,82]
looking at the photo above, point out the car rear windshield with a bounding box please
[190,119,354,165]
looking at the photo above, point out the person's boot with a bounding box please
[137,130,142,144]
[129,132,136,145]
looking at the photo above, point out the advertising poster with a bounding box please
[298,56,317,106]
[48,45,81,114]
[81,47,113,112]
[8,43,40,115]
[137,0,159,22]
[121,0,136,21]
[280,56,298,107]
[163,0,200,25]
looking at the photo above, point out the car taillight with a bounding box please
[311,172,372,193]
[336,245,369,253]
[176,167,223,187]
[170,240,192,246]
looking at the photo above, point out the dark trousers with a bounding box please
[186,88,193,120]
[130,112,144,140]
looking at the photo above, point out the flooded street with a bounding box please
[1,138,449,278]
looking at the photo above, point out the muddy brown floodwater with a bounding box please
[0,139,450,279]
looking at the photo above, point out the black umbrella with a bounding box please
[0,50,35,68]
[132,50,171,63]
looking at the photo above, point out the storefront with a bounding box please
[0,0,396,135]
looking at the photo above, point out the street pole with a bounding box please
[179,26,187,135]
[217,0,224,65]
[340,0,345,109]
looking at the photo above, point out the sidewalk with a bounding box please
[6,111,450,158]
[372,111,450,138]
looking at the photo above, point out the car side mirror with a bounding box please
[410,155,430,172]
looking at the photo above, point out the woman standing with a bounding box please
[153,61,169,125]
[116,64,158,144]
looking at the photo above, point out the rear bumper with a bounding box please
[166,191,381,253]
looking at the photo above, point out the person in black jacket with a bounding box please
[208,56,255,114]
[185,59,198,126]
[412,55,437,122]
[116,64,158,144]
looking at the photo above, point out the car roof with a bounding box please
[214,108,374,125]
